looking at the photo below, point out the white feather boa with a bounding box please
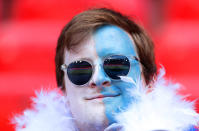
[12,69,199,131]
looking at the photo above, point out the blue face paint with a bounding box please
[94,25,141,124]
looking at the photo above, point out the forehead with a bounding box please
[94,25,137,57]
[64,25,137,63]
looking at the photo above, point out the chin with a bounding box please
[69,99,109,131]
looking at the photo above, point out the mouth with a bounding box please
[84,93,120,100]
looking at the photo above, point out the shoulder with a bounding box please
[12,89,78,131]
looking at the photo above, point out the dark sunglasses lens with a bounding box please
[103,55,130,79]
[67,61,92,85]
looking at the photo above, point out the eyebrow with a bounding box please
[73,57,92,61]
[100,51,123,58]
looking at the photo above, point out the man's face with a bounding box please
[64,25,142,130]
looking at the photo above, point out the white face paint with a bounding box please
[64,36,109,131]
[63,25,143,131]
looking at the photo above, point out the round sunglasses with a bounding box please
[61,55,140,86]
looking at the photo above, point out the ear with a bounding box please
[59,85,66,94]
[146,75,156,94]
[140,71,147,86]
[61,75,67,94]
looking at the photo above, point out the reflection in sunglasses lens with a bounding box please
[67,61,92,85]
[104,55,130,79]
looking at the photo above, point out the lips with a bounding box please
[84,93,120,100]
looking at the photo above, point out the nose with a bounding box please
[89,64,111,88]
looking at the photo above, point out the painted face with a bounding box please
[64,25,142,130]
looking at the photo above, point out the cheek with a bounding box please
[64,76,82,108]
[102,63,141,124]
[64,78,109,125]
[128,61,142,82]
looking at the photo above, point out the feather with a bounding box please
[12,89,78,131]
[115,69,199,131]
[12,68,199,131]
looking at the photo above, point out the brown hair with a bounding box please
[55,8,157,91]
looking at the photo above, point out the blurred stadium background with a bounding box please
[0,0,199,130]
